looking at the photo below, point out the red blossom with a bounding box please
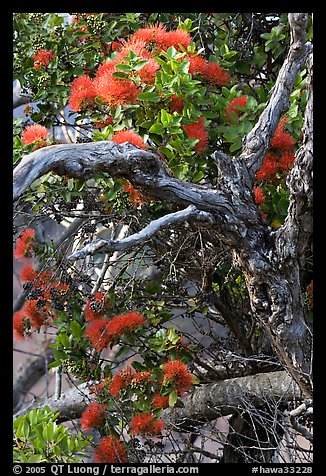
[160,29,192,51]
[107,312,147,337]
[152,393,169,409]
[84,292,108,322]
[187,55,208,75]
[85,318,110,352]
[226,95,248,121]
[123,182,146,208]
[111,130,147,150]
[132,370,152,385]
[256,153,279,182]
[69,75,95,112]
[270,118,295,151]
[131,24,167,50]
[13,310,27,340]
[109,368,133,398]
[94,436,127,463]
[93,72,140,107]
[202,61,230,87]
[33,49,54,70]
[80,402,107,431]
[130,413,164,436]
[21,125,49,146]
[163,360,193,394]
[183,116,209,154]
[19,264,37,283]
[14,228,36,260]
[254,186,266,206]
[168,95,184,114]
[23,300,49,330]
[279,150,295,172]
[137,58,160,84]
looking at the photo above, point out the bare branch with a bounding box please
[289,400,313,443]
[14,371,301,426]
[68,205,215,261]
[240,13,311,178]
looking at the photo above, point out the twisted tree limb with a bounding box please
[13,370,301,426]
[12,14,313,397]
[68,205,215,261]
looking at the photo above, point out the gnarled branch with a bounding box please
[67,205,215,261]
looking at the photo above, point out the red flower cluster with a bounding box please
[107,312,147,337]
[33,49,54,70]
[21,125,49,147]
[256,118,296,182]
[187,55,230,87]
[183,116,209,154]
[169,95,184,114]
[14,228,36,260]
[13,310,28,340]
[80,402,107,431]
[226,95,248,122]
[111,130,147,150]
[85,312,146,352]
[152,393,169,410]
[254,186,266,206]
[163,359,193,395]
[109,367,134,398]
[132,23,191,52]
[84,292,108,322]
[94,436,127,463]
[69,75,96,112]
[130,412,164,436]
[123,182,146,208]
[19,264,37,283]
[13,299,51,340]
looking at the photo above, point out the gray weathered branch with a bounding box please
[67,205,215,261]
[13,371,302,426]
[240,13,311,178]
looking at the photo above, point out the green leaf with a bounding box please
[70,320,82,338]
[160,109,172,127]
[133,60,149,71]
[112,71,130,80]
[158,146,174,160]
[149,123,165,135]
[115,63,132,72]
[169,390,178,407]
[138,91,160,102]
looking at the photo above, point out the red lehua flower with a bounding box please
[84,292,108,322]
[23,300,48,330]
[94,73,140,107]
[163,360,193,394]
[132,24,167,49]
[115,38,148,60]
[130,413,164,436]
[203,61,230,87]
[94,115,113,129]
[94,436,127,463]
[123,181,146,208]
[137,58,160,84]
[183,116,209,154]
[13,310,27,340]
[80,402,107,431]
[111,130,146,150]
[96,61,117,78]
[270,118,295,151]
[256,153,279,182]
[85,318,110,352]
[33,49,54,70]
[109,367,133,398]
[14,228,36,260]
[226,95,248,121]
[254,186,266,206]
[161,29,192,51]
[19,264,37,283]
[169,95,184,114]
[279,150,295,172]
[69,75,95,112]
[132,370,152,385]
[107,312,147,337]
[152,393,169,409]
[187,55,208,75]
[21,124,49,146]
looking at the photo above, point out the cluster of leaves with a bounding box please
[13,406,92,463]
